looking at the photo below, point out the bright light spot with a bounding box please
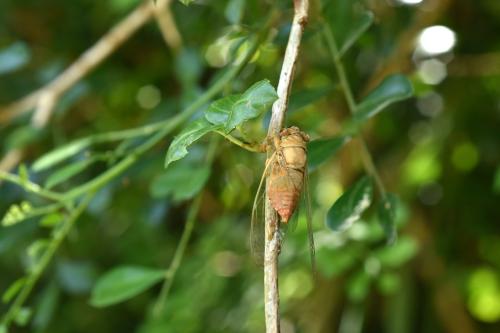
[452,142,479,172]
[418,25,456,55]
[468,268,500,322]
[136,85,161,109]
[397,0,423,5]
[418,59,447,85]
[403,145,441,186]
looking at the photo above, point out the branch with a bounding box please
[0,192,94,328]
[0,0,170,128]
[154,0,183,53]
[264,1,309,332]
[153,137,219,315]
[323,27,386,197]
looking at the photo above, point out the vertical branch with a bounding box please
[264,1,309,332]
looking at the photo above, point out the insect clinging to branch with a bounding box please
[251,126,315,270]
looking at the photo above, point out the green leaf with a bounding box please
[326,176,373,231]
[151,163,210,201]
[325,1,374,56]
[90,266,165,307]
[288,86,334,112]
[164,118,219,167]
[374,236,418,268]
[2,277,26,304]
[204,80,278,133]
[39,212,63,228]
[339,11,374,56]
[32,139,91,172]
[308,135,350,171]
[355,74,413,124]
[377,193,399,244]
[44,159,95,189]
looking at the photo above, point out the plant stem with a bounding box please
[0,171,65,202]
[215,130,266,153]
[63,31,267,200]
[264,1,309,332]
[323,25,386,197]
[153,137,219,315]
[0,193,94,328]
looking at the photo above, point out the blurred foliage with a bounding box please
[1,0,500,332]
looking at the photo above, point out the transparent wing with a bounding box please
[249,153,275,265]
[304,166,317,279]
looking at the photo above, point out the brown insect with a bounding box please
[251,126,315,270]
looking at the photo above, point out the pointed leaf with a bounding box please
[339,11,374,56]
[355,74,413,124]
[39,213,63,228]
[308,135,350,171]
[288,85,334,112]
[32,139,91,172]
[326,176,373,231]
[325,1,374,56]
[179,0,195,5]
[2,277,27,304]
[164,118,219,167]
[45,159,95,189]
[90,266,165,307]
[377,193,399,244]
[150,164,210,201]
[204,80,278,133]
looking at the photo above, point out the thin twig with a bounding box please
[0,171,66,202]
[154,0,183,53]
[264,1,309,332]
[153,137,219,315]
[0,149,23,183]
[323,25,386,197]
[0,0,170,128]
[0,192,94,328]
[215,130,266,153]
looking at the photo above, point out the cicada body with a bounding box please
[250,126,315,272]
[268,126,309,223]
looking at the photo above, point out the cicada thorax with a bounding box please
[267,126,310,223]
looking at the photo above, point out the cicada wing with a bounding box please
[304,166,317,279]
[249,153,275,265]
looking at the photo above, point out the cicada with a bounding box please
[251,126,316,271]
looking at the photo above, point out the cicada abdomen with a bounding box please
[267,126,310,223]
